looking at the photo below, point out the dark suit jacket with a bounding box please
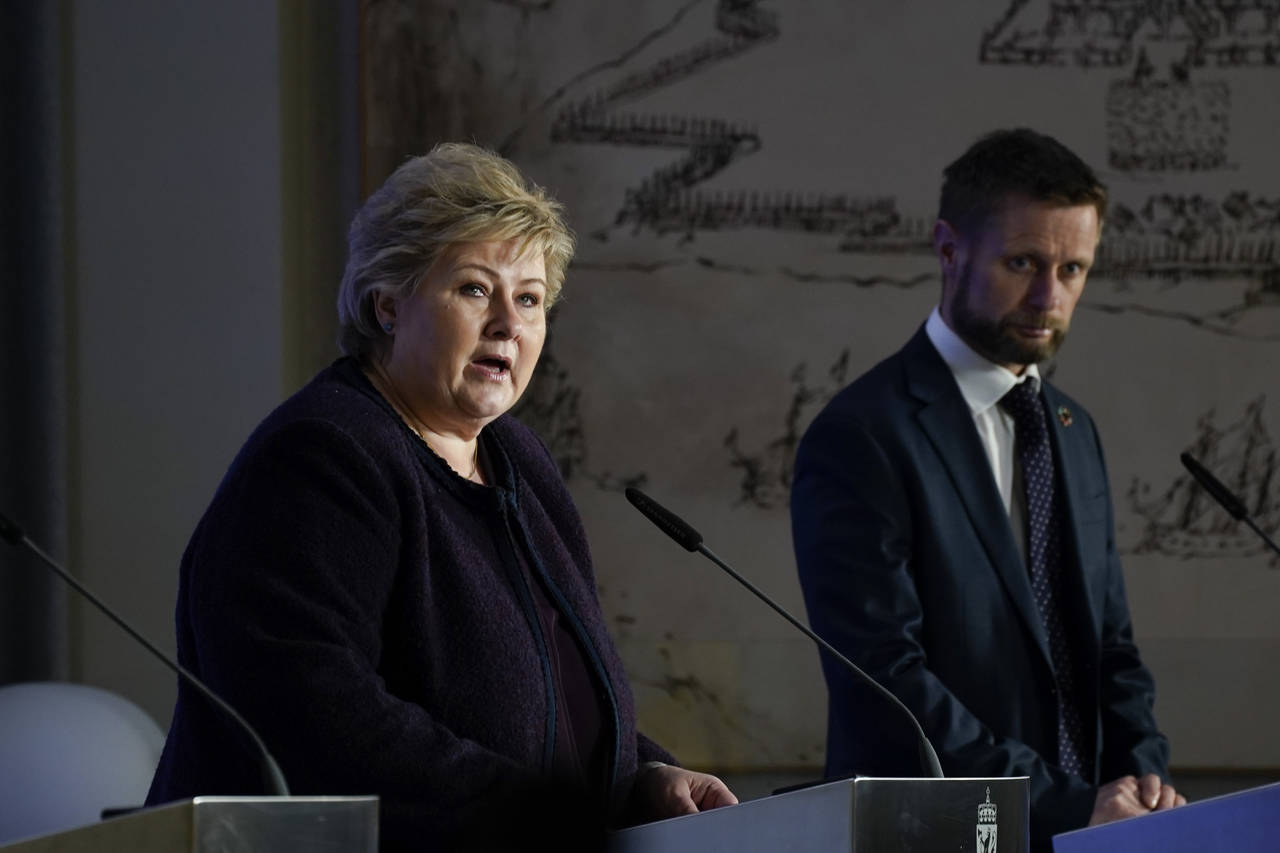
[146,359,672,851]
[791,327,1169,845]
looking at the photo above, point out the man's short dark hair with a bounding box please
[938,128,1107,237]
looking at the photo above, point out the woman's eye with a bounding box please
[518,293,541,308]
[460,283,486,297]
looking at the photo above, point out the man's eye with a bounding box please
[1007,256,1034,272]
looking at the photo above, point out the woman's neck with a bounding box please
[362,360,485,484]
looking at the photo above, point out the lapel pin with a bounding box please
[1057,405,1073,427]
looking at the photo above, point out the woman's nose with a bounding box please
[484,294,521,339]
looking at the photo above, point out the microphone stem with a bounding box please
[698,544,944,778]
[1243,516,1280,561]
[8,529,291,796]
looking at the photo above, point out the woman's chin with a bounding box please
[455,390,520,425]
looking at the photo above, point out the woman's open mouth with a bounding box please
[470,355,512,380]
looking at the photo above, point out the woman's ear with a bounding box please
[372,289,398,332]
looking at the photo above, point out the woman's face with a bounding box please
[376,238,547,438]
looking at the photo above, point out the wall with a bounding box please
[68,1,290,727]
[364,0,1280,772]
[52,0,1280,776]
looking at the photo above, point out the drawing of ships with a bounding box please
[1127,396,1280,564]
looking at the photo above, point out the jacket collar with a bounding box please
[334,357,520,510]
[1039,381,1103,652]
[924,307,1042,417]
[902,326,1054,665]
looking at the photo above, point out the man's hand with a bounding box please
[1089,774,1186,826]
[631,763,738,821]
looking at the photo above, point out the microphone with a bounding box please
[624,487,944,779]
[0,510,291,796]
[1179,453,1280,560]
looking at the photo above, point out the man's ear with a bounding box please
[933,219,966,323]
[933,219,962,277]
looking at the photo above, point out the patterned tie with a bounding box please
[999,380,1089,778]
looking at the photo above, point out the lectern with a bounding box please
[0,796,378,853]
[610,776,1029,852]
[1053,780,1280,852]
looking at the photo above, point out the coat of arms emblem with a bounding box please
[977,786,998,853]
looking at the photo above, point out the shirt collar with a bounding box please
[924,306,1040,416]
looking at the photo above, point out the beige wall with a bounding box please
[60,0,1280,775]
[364,0,1280,772]
[66,0,357,727]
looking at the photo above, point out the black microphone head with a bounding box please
[1180,452,1248,520]
[624,487,703,552]
[0,512,24,546]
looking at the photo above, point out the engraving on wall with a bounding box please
[1126,396,1280,566]
[981,0,1280,173]
[364,0,1280,769]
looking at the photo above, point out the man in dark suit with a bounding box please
[790,128,1183,848]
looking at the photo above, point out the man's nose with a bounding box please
[1025,269,1060,311]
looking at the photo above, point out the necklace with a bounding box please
[461,445,480,482]
[365,364,482,483]
[406,420,481,483]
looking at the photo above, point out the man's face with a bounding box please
[937,197,1101,374]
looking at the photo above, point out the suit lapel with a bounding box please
[1041,383,1103,651]
[902,328,1054,664]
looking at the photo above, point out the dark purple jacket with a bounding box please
[147,359,672,850]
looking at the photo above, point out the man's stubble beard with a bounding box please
[949,259,1068,368]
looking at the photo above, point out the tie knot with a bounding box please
[999,380,1044,429]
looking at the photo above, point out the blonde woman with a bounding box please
[147,144,735,851]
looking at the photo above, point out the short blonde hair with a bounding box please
[337,143,576,361]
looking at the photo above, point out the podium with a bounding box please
[1052,781,1280,851]
[0,797,378,853]
[610,776,1029,852]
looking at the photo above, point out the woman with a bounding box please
[146,143,735,849]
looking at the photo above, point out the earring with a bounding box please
[383,321,393,332]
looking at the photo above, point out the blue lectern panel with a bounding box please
[1053,781,1280,853]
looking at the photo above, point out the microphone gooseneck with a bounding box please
[1179,453,1280,560]
[0,510,291,796]
[625,488,944,779]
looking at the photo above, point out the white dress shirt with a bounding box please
[924,307,1040,562]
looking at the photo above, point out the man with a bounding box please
[790,128,1182,848]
